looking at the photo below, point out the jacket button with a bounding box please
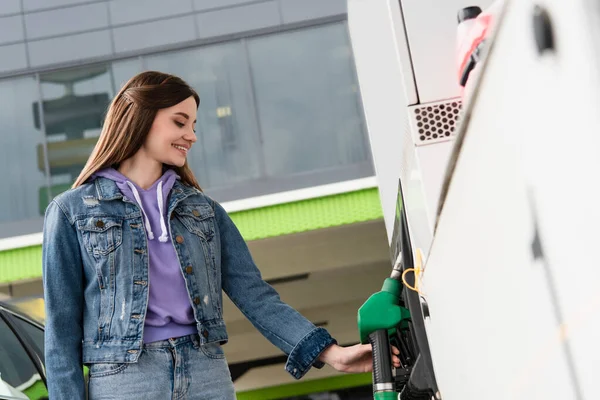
[194,297,200,305]
[202,329,209,338]
[192,210,200,217]
[176,235,184,244]
[96,220,104,228]
[186,266,193,274]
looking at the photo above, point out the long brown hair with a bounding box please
[73,71,202,190]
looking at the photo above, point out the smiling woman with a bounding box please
[115,98,199,189]
[73,71,201,191]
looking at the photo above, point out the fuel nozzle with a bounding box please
[390,251,403,280]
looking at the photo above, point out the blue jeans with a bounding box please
[87,334,236,399]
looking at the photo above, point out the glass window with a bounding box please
[247,22,369,177]
[0,21,372,221]
[111,57,144,93]
[0,315,47,399]
[39,65,113,201]
[0,76,48,236]
[11,316,44,364]
[145,43,263,190]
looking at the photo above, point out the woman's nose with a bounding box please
[184,130,197,143]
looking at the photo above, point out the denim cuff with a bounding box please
[285,327,337,379]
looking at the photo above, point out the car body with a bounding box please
[0,300,47,400]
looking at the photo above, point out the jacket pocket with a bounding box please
[174,204,215,241]
[77,216,123,256]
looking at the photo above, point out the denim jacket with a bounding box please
[42,177,336,399]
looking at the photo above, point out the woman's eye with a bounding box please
[174,121,185,128]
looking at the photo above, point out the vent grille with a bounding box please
[409,99,462,145]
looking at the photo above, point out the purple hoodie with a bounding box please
[92,168,197,343]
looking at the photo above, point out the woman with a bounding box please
[42,71,400,399]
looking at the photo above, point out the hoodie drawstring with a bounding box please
[125,181,169,242]
[126,182,154,240]
[156,181,169,242]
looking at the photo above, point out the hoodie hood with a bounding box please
[92,168,179,242]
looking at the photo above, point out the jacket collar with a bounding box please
[168,180,202,212]
[94,176,200,205]
[94,177,123,201]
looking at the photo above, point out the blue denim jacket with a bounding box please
[42,177,336,399]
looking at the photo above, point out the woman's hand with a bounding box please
[318,343,401,373]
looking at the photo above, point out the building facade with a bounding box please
[0,0,374,240]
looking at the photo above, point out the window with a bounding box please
[111,57,144,93]
[145,42,263,190]
[0,21,373,238]
[144,22,372,200]
[39,64,113,201]
[11,316,44,364]
[0,76,48,239]
[247,23,369,177]
[0,315,47,399]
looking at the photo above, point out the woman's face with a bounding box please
[143,96,198,167]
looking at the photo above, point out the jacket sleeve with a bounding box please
[212,199,337,379]
[42,200,86,399]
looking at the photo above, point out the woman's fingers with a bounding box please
[392,345,401,367]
